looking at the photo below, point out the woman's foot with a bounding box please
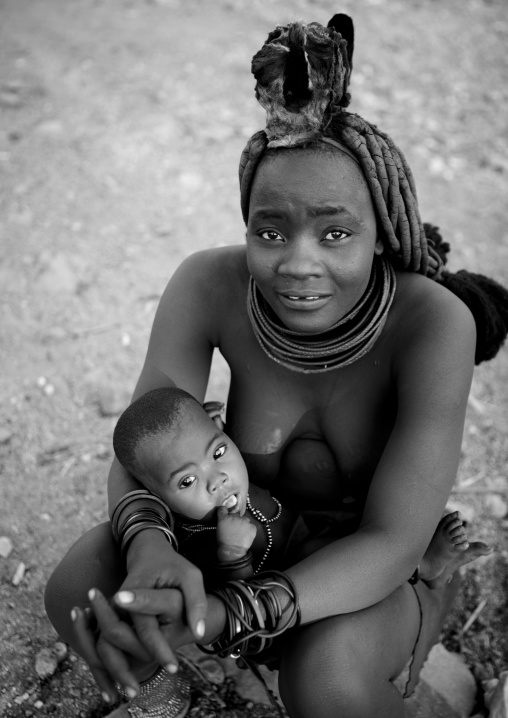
[419,511,492,588]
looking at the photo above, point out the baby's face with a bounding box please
[135,403,249,522]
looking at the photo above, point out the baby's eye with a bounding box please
[259,230,283,242]
[179,475,196,489]
[214,444,227,460]
[324,229,349,241]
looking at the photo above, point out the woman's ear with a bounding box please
[327,14,354,70]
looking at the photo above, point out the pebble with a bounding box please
[0,88,23,108]
[484,671,508,718]
[234,663,280,707]
[34,119,64,137]
[485,494,508,519]
[35,254,79,294]
[416,643,476,718]
[97,385,130,416]
[34,701,44,709]
[12,561,26,586]
[35,648,58,679]
[54,642,68,663]
[197,658,225,685]
[0,428,12,444]
[0,536,13,558]
[14,693,29,705]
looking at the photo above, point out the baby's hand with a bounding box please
[216,506,256,561]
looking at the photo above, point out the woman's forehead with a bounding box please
[250,149,372,215]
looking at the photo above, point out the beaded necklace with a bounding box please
[247,255,396,373]
[179,494,283,574]
[245,494,282,573]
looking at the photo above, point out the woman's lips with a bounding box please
[277,293,330,310]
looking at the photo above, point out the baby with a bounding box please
[112,387,294,581]
[113,387,489,588]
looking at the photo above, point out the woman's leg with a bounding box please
[278,577,458,718]
[44,522,125,653]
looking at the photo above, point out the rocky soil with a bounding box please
[1,0,507,716]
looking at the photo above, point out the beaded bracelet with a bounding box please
[201,571,300,658]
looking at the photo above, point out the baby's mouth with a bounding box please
[222,494,238,510]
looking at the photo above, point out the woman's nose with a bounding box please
[277,236,322,279]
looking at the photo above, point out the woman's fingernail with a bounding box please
[196,619,205,638]
[88,588,96,602]
[101,692,111,704]
[126,686,138,699]
[165,663,178,674]
[116,590,135,604]
[71,608,78,621]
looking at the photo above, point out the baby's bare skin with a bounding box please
[419,511,492,588]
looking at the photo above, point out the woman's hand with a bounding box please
[72,530,208,703]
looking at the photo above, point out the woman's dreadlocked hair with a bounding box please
[238,14,508,364]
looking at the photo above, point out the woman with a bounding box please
[45,15,507,718]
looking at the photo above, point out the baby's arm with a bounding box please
[216,507,257,580]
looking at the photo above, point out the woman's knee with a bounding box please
[278,594,417,718]
[44,522,124,644]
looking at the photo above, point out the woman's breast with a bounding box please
[225,361,396,510]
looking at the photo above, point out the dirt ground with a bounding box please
[1,0,507,716]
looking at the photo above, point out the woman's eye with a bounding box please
[179,475,196,489]
[324,230,349,242]
[259,230,283,242]
[214,444,227,460]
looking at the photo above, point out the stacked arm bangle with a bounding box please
[110,489,178,557]
[201,570,300,659]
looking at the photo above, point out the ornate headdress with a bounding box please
[239,14,443,278]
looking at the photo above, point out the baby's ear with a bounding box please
[327,13,354,70]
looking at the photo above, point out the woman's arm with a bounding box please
[286,283,476,623]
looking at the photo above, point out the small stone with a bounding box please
[419,643,476,718]
[0,89,23,108]
[43,384,55,396]
[234,664,280,707]
[0,536,13,558]
[34,701,44,709]
[197,658,225,685]
[178,171,204,192]
[0,428,12,444]
[35,648,58,679]
[12,561,26,586]
[14,693,29,704]
[35,254,79,294]
[34,120,64,137]
[484,671,508,717]
[485,494,508,519]
[97,385,130,416]
[36,376,47,388]
[121,333,131,347]
[54,642,68,663]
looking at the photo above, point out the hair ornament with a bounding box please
[251,16,353,148]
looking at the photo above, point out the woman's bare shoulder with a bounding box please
[176,245,249,290]
[390,270,476,375]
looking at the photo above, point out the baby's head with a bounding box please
[113,387,249,523]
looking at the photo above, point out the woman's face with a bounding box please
[246,150,383,334]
